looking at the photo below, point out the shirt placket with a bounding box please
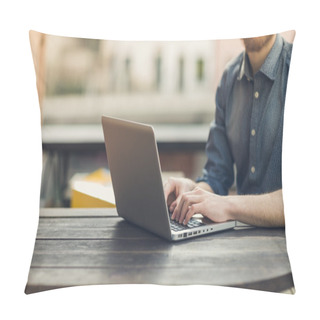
[249,76,260,183]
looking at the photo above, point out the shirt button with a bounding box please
[254,91,259,99]
[251,166,256,174]
[251,129,256,136]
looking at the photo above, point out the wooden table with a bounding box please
[25,208,294,294]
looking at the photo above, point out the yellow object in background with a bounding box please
[70,168,116,208]
[83,168,112,184]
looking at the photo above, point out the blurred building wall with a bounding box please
[34,30,295,125]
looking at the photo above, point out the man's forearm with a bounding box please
[227,189,285,227]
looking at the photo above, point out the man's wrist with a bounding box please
[196,181,214,193]
[225,196,238,221]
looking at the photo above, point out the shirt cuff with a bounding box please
[196,176,228,195]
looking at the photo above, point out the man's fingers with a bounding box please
[169,200,177,214]
[168,182,206,223]
[178,195,191,224]
[171,195,183,220]
[174,192,203,224]
[184,203,201,225]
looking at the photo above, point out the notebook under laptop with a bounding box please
[101,115,237,241]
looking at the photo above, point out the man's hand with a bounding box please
[171,187,232,225]
[163,177,196,213]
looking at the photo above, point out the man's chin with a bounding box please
[243,35,275,52]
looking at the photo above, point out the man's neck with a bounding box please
[247,35,276,75]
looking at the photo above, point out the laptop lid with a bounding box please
[101,116,172,240]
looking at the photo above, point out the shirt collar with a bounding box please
[238,34,283,81]
[238,52,252,81]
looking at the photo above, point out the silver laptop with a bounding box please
[101,115,237,241]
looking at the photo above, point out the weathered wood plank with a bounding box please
[26,266,293,294]
[35,217,132,239]
[35,215,287,240]
[29,238,291,270]
[31,235,289,259]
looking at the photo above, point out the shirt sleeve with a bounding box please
[196,70,235,195]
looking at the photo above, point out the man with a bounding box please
[164,33,293,227]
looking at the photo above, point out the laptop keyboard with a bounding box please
[170,217,204,232]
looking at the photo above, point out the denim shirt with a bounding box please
[197,35,293,195]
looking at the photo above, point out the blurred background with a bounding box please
[30,30,295,207]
